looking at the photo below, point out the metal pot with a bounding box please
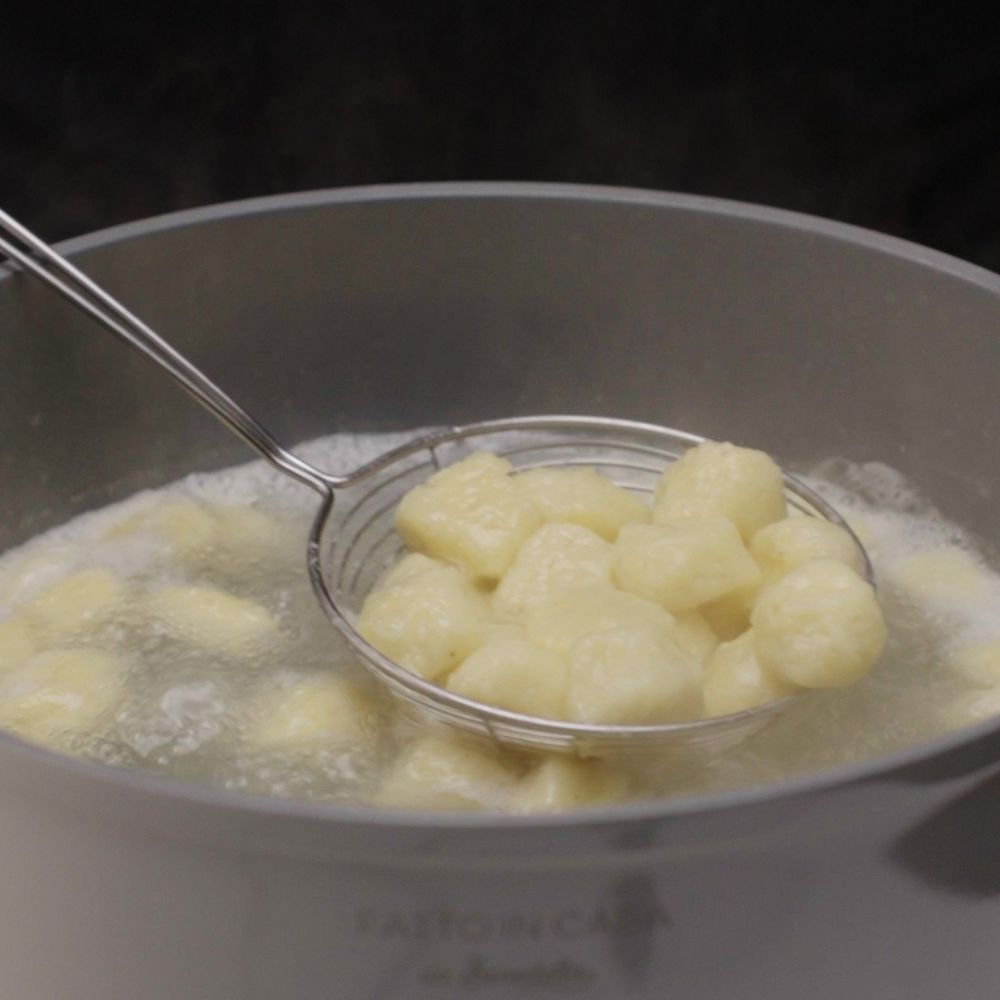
[1,183,999,999]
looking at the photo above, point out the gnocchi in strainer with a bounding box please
[359,442,885,726]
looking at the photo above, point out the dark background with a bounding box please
[2,3,999,271]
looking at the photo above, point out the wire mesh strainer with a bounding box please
[0,209,873,757]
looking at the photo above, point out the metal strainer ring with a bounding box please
[311,415,872,755]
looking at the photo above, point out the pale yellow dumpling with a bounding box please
[146,584,278,654]
[481,620,528,645]
[890,547,992,605]
[379,552,441,588]
[751,559,887,688]
[751,516,864,581]
[211,504,299,562]
[947,640,1000,687]
[566,625,702,725]
[374,447,887,733]
[0,544,82,607]
[654,441,786,541]
[250,675,378,747]
[446,638,569,719]
[525,586,675,658]
[492,522,613,618]
[374,735,522,811]
[699,584,760,641]
[394,452,542,580]
[357,560,486,681]
[613,519,761,612]
[509,757,627,813]
[514,467,649,540]
[23,568,126,636]
[108,496,218,558]
[702,630,800,717]
[0,619,36,671]
[672,611,719,666]
[0,648,124,745]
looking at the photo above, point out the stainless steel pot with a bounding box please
[2,183,999,999]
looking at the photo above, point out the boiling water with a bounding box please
[0,432,998,810]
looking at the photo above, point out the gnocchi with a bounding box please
[379,552,442,588]
[394,452,542,580]
[361,442,889,730]
[699,584,760,642]
[672,611,719,666]
[492,522,613,618]
[109,496,218,558]
[703,631,800,717]
[23,568,126,636]
[374,734,522,811]
[654,441,786,541]
[751,516,864,581]
[890,547,992,606]
[525,586,676,658]
[514,467,649,540]
[751,559,886,688]
[612,519,761,612]
[0,619,36,671]
[509,757,627,813]
[0,648,124,744]
[566,625,702,725]
[446,637,569,719]
[212,504,299,563]
[146,584,278,654]
[0,544,82,607]
[250,675,378,748]
[357,558,486,680]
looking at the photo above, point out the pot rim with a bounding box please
[3,180,1000,832]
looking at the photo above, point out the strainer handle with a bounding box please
[0,209,333,496]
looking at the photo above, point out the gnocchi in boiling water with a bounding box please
[0,431,996,814]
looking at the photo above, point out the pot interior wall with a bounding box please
[1,189,997,553]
